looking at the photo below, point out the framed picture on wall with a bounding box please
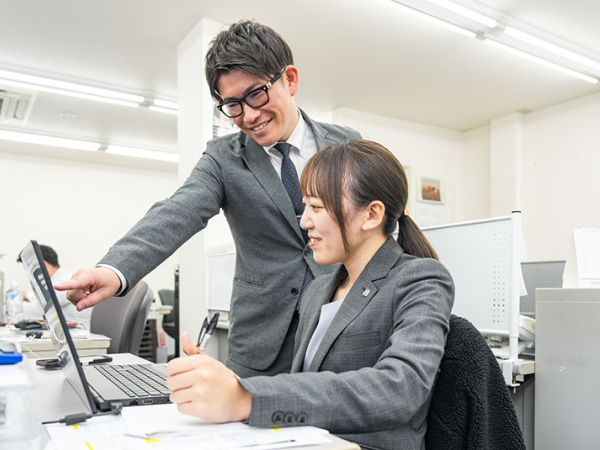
[417,176,445,205]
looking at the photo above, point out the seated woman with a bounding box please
[166,139,455,450]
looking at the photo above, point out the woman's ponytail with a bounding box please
[397,213,439,260]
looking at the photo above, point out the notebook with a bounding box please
[19,240,170,413]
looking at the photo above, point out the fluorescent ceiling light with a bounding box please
[484,40,599,84]
[106,145,179,163]
[427,0,497,28]
[0,68,180,112]
[504,27,600,73]
[0,69,144,108]
[389,1,476,38]
[0,129,100,151]
[149,106,178,115]
[387,0,600,83]
[153,99,178,110]
[0,78,141,108]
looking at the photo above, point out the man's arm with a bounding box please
[54,267,121,311]
[55,146,227,310]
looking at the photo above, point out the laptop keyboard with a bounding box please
[94,364,171,398]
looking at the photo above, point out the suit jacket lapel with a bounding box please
[308,238,404,372]
[238,110,336,242]
[240,136,304,241]
[291,268,347,372]
[300,108,331,150]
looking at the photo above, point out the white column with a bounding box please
[489,113,524,217]
[176,18,222,355]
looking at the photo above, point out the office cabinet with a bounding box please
[535,288,600,449]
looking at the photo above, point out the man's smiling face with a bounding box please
[217,67,299,147]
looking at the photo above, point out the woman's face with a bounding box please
[300,194,361,266]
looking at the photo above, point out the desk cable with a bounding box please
[42,402,123,426]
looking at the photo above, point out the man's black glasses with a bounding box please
[217,68,285,118]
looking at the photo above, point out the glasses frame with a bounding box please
[216,68,285,118]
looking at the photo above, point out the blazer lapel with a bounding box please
[238,111,336,242]
[240,136,304,241]
[308,238,404,371]
[291,268,347,372]
[300,109,331,150]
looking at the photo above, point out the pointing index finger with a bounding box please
[54,278,89,291]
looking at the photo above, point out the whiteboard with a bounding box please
[422,216,515,336]
[205,251,236,313]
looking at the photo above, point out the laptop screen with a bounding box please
[19,240,98,414]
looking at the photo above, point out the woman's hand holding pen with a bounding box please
[166,332,252,423]
[181,331,200,356]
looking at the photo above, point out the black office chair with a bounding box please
[158,288,180,359]
[90,280,154,355]
[157,289,176,340]
[425,315,526,450]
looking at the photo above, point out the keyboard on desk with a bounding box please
[94,364,171,398]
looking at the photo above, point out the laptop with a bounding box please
[19,240,170,413]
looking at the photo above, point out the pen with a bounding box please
[196,315,210,347]
[197,312,220,351]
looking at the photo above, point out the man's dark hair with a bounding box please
[40,245,59,267]
[205,20,294,102]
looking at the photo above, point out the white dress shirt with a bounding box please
[263,110,318,180]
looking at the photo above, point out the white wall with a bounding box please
[522,92,600,261]
[332,92,600,263]
[332,107,490,225]
[3,89,597,298]
[0,147,180,297]
[460,124,490,221]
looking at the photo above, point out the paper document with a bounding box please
[46,404,332,450]
[121,403,247,437]
[564,228,600,288]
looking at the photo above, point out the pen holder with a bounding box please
[0,355,41,449]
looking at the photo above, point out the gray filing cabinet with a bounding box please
[535,288,600,449]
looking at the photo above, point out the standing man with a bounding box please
[56,20,360,378]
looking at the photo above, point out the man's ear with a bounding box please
[362,201,385,232]
[284,65,299,97]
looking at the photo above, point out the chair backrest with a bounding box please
[425,315,526,450]
[157,289,176,340]
[90,281,154,355]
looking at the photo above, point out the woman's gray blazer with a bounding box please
[240,238,455,450]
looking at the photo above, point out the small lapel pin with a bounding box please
[362,288,370,297]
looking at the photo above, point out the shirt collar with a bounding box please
[264,110,309,157]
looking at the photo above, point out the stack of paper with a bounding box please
[45,404,332,450]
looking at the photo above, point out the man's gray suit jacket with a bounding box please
[98,109,360,376]
[240,238,455,450]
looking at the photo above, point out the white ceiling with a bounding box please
[1,0,599,160]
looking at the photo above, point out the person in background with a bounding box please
[166,139,455,450]
[23,245,92,330]
[55,20,360,378]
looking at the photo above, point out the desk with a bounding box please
[0,327,110,359]
[29,353,359,450]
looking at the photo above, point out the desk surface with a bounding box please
[0,326,110,359]
[29,353,359,450]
